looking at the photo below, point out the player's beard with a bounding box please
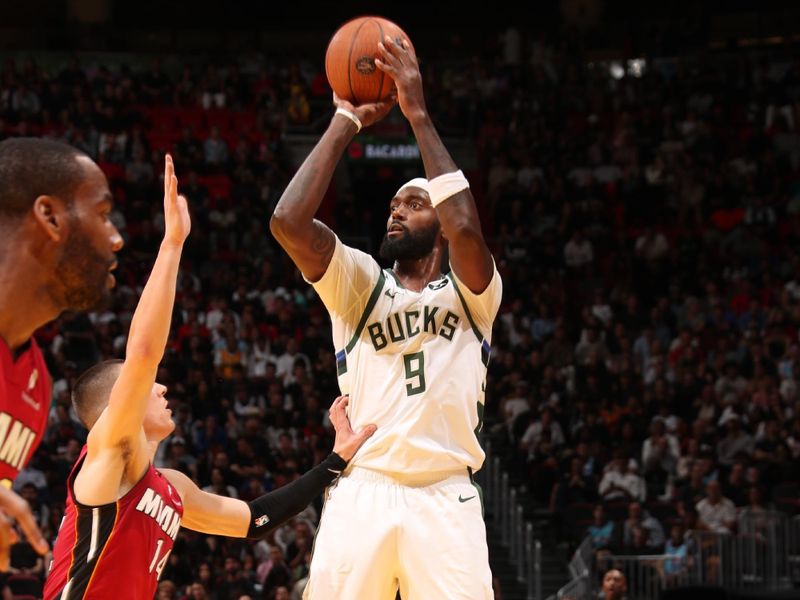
[379,221,440,262]
[55,218,115,312]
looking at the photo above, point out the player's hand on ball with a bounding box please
[329,395,377,462]
[375,35,427,124]
[333,92,396,129]
[162,154,191,246]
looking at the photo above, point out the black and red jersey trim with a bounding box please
[52,502,119,600]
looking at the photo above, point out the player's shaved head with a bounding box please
[0,137,87,222]
[72,360,123,429]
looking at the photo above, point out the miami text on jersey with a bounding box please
[135,487,182,540]
[0,412,37,473]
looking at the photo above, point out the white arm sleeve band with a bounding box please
[429,169,470,207]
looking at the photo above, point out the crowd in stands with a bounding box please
[1,28,800,599]
[480,35,800,569]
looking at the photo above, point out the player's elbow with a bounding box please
[269,210,287,240]
[270,208,302,244]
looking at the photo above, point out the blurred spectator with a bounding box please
[622,502,665,550]
[586,504,615,551]
[622,524,652,555]
[696,480,737,534]
[157,580,178,600]
[286,85,310,125]
[599,456,646,503]
[204,125,229,165]
[215,333,247,380]
[201,467,238,498]
[551,456,597,510]
[716,414,754,466]
[200,65,226,109]
[259,546,292,596]
[275,339,310,383]
[520,406,565,457]
[216,556,255,599]
[600,568,628,600]
[563,229,594,270]
[635,228,669,263]
[662,523,689,580]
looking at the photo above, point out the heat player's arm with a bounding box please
[77,159,189,506]
[161,453,346,538]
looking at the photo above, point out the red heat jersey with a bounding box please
[44,447,184,600]
[0,337,51,488]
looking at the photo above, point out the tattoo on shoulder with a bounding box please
[310,226,335,261]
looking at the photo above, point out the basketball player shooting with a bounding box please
[43,156,376,600]
[0,138,126,567]
[270,36,501,599]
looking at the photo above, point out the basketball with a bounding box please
[325,16,413,105]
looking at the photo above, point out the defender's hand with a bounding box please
[162,154,191,246]
[329,395,376,462]
[0,488,49,558]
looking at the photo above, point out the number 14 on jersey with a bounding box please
[149,538,171,579]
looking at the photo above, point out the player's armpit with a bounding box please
[161,468,249,537]
[74,430,149,506]
[75,361,160,506]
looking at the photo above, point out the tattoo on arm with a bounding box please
[310,221,335,265]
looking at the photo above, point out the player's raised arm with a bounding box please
[78,156,190,505]
[376,37,494,294]
[162,396,376,537]
[269,94,395,282]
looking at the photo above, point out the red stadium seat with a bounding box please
[197,175,231,200]
[148,107,180,133]
[145,131,179,153]
[98,161,125,183]
[204,107,232,132]
[230,109,257,132]
[176,107,205,132]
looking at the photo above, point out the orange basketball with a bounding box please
[325,16,413,105]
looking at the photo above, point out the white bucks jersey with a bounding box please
[310,237,502,477]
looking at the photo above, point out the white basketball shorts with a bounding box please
[303,466,493,600]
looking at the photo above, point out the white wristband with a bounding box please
[335,107,362,133]
[428,170,470,207]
